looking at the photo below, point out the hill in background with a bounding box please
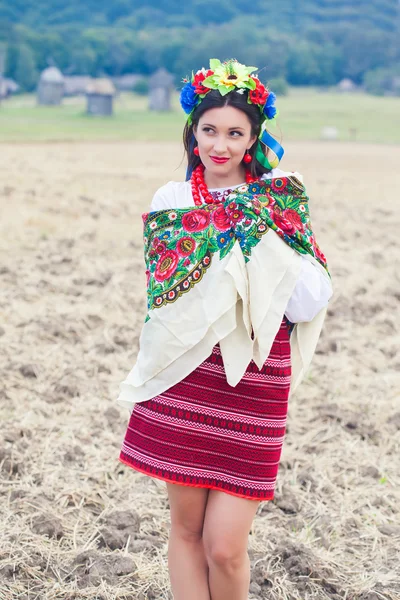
[0,0,399,90]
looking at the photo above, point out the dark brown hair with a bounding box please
[183,88,273,180]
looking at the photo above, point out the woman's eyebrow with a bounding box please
[202,124,245,130]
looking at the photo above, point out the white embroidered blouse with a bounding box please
[149,168,333,324]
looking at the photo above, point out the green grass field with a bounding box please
[0,88,398,144]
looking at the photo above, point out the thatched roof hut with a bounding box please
[0,78,19,99]
[37,67,64,105]
[86,78,116,116]
[149,68,175,111]
[337,78,357,93]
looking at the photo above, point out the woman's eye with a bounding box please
[201,128,242,137]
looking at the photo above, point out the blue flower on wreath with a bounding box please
[263,91,277,120]
[160,231,171,240]
[180,82,198,114]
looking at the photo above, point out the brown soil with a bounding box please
[1,141,399,599]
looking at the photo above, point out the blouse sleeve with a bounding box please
[284,256,333,323]
[149,187,170,211]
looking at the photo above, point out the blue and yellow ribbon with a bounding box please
[256,129,284,170]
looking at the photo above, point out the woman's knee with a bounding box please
[202,489,259,568]
[204,540,248,571]
[171,522,204,544]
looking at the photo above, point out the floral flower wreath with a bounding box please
[180,58,284,173]
[180,58,277,125]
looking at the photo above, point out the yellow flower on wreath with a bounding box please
[202,58,258,96]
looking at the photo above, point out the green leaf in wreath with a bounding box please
[245,78,257,90]
[209,58,222,70]
[202,75,218,88]
[219,85,233,96]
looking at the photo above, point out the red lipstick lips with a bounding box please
[210,156,230,164]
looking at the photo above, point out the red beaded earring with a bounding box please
[243,151,252,164]
[194,146,200,156]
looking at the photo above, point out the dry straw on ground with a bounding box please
[0,141,399,600]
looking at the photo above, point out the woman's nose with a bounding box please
[213,136,228,154]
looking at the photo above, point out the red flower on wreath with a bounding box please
[193,69,213,95]
[177,236,196,257]
[249,78,269,106]
[211,204,231,231]
[182,209,210,232]
[154,249,179,282]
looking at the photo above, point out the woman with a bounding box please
[117,59,333,600]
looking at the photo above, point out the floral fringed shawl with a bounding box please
[118,176,332,411]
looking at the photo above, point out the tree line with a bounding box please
[0,0,399,91]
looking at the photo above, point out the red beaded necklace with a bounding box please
[190,163,257,206]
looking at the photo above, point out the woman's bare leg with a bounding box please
[202,490,260,600]
[166,482,211,600]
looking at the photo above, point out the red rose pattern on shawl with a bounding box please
[182,209,210,232]
[211,204,232,231]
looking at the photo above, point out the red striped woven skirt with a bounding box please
[119,316,292,501]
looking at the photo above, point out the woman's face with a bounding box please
[194,105,257,179]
